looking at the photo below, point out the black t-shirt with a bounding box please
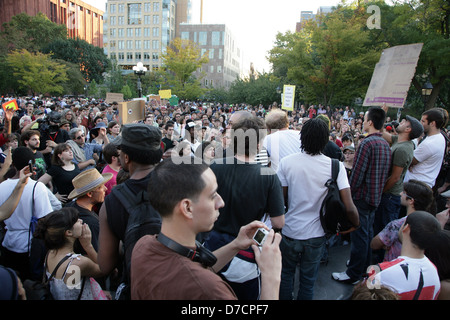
[104,173,152,241]
[46,163,81,195]
[210,157,285,236]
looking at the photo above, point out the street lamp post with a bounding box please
[421,80,433,111]
[133,62,147,98]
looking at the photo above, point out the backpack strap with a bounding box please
[331,158,340,182]
[113,183,142,211]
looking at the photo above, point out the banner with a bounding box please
[363,43,423,108]
[281,85,296,111]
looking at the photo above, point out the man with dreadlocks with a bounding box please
[276,118,359,300]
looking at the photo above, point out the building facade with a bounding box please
[0,0,104,47]
[104,0,184,72]
[179,24,242,89]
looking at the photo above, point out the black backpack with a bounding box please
[113,182,162,299]
[319,159,354,237]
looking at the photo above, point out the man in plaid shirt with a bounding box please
[332,106,392,284]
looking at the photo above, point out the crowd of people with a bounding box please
[0,94,449,301]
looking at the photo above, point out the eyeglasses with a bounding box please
[75,134,85,140]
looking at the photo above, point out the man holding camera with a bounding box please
[131,159,282,300]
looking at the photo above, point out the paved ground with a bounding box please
[294,242,356,300]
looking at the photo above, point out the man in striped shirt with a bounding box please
[332,106,392,284]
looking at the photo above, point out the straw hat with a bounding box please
[68,168,113,200]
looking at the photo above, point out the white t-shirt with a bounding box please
[404,133,446,188]
[277,151,350,240]
[371,256,441,300]
[0,179,53,253]
[263,129,301,172]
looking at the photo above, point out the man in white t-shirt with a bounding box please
[0,147,53,280]
[366,211,441,300]
[404,108,446,188]
[263,109,301,171]
[276,118,359,300]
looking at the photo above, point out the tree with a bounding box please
[371,0,450,109]
[161,38,209,100]
[43,38,109,83]
[0,12,67,55]
[268,6,381,106]
[6,49,68,96]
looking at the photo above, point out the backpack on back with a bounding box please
[113,182,161,300]
[319,159,354,237]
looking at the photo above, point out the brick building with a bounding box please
[0,0,104,48]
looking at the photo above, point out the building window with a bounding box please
[144,2,152,12]
[118,40,124,49]
[152,27,159,37]
[118,4,124,13]
[109,4,116,13]
[181,31,189,40]
[110,28,116,37]
[110,40,116,48]
[153,2,160,11]
[135,40,141,49]
[144,40,151,49]
[217,66,222,73]
[127,40,133,49]
[144,53,150,61]
[144,15,151,25]
[209,49,214,59]
[127,52,133,61]
[127,28,133,37]
[128,4,142,25]
[210,65,214,73]
[135,28,141,37]
[118,16,124,25]
[199,32,207,45]
[152,53,159,61]
[212,31,221,46]
[153,15,159,24]
[152,40,159,50]
[136,52,142,60]
[144,28,151,37]
[110,53,116,60]
[118,28,124,37]
[109,16,116,25]
[118,52,124,61]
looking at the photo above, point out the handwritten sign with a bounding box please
[282,85,296,111]
[363,43,423,108]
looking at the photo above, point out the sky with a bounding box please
[83,0,342,73]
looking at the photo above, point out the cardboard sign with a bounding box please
[282,85,296,111]
[2,99,18,112]
[105,93,124,104]
[159,90,172,99]
[118,100,145,124]
[363,43,423,108]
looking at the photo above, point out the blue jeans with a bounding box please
[372,193,401,263]
[346,199,376,281]
[373,193,401,236]
[279,235,326,300]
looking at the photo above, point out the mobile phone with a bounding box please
[253,228,269,246]
[28,160,34,175]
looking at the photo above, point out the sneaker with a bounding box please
[331,271,359,285]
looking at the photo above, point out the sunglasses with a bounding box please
[403,191,414,201]
[75,134,85,140]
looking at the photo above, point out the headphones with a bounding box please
[157,233,217,268]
